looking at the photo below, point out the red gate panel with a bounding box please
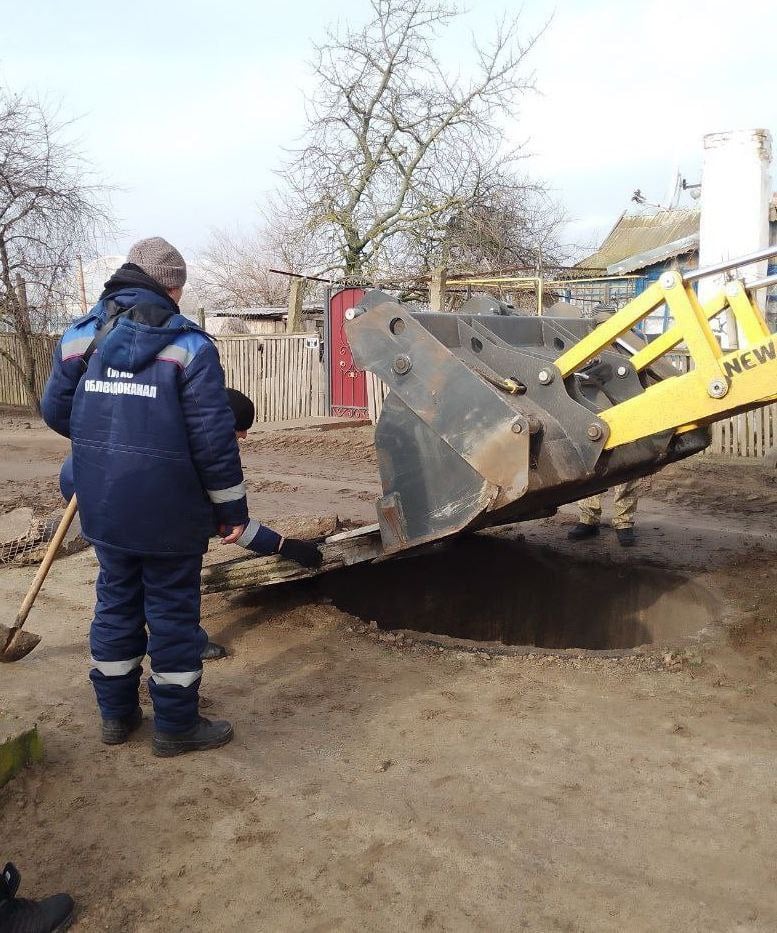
[329,287,367,417]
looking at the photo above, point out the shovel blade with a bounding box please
[0,625,42,662]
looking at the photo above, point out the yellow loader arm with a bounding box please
[554,251,777,449]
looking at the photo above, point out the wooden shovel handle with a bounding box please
[12,495,79,630]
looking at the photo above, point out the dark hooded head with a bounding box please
[226,388,255,433]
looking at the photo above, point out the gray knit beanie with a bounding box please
[126,237,187,290]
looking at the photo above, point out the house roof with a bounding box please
[581,207,700,273]
[606,232,699,275]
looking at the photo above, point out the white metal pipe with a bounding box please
[683,243,777,282]
[744,271,777,291]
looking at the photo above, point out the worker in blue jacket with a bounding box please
[41,237,320,757]
[57,387,322,664]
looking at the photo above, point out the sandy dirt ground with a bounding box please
[3,416,777,932]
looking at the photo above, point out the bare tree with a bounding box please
[199,210,331,310]
[198,226,288,309]
[394,172,569,278]
[0,89,110,412]
[277,0,548,279]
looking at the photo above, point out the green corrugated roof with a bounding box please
[581,207,700,270]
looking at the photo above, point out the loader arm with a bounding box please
[346,246,777,554]
[553,271,777,449]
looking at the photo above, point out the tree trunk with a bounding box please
[343,243,365,280]
[14,275,40,414]
[18,332,41,415]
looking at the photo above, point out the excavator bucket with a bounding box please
[345,286,717,555]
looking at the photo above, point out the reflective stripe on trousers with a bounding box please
[150,669,202,688]
[90,655,143,677]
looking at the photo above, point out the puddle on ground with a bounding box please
[315,535,719,651]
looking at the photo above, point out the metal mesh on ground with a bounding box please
[0,514,88,567]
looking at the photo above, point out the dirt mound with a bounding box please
[650,456,777,515]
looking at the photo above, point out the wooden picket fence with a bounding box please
[707,404,777,459]
[218,334,325,422]
[0,332,325,423]
[366,372,390,424]
[0,333,59,407]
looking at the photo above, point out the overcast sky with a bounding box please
[2,0,776,264]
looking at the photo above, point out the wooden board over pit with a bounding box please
[201,524,383,594]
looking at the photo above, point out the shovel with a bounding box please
[0,495,79,663]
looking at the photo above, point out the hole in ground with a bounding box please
[315,536,718,652]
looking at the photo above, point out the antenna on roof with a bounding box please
[662,166,684,209]
[630,189,663,210]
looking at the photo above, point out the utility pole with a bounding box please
[76,255,88,313]
[286,278,305,333]
[430,265,448,312]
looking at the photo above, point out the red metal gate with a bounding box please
[328,287,367,417]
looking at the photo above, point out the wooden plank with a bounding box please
[366,372,389,424]
[201,527,384,594]
[712,420,723,456]
[326,523,381,543]
[299,339,307,418]
[277,337,285,420]
[757,407,764,458]
[292,337,301,418]
[747,410,759,457]
[265,339,274,422]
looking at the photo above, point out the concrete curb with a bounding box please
[0,717,43,788]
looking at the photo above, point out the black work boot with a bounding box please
[101,706,143,745]
[152,717,234,758]
[0,862,74,932]
[616,527,636,547]
[567,522,600,541]
[201,641,228,661]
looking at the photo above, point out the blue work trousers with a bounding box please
[90,546,206,733]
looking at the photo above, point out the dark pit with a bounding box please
[315,536,719,652]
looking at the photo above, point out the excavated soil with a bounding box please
[3,416,777,931]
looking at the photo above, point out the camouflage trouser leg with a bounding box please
[577,493,603,527]
[578,479,640,529]
[611,478,640,529]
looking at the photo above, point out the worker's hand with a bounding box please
[218,523,246,545]
[279,537,324,569]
